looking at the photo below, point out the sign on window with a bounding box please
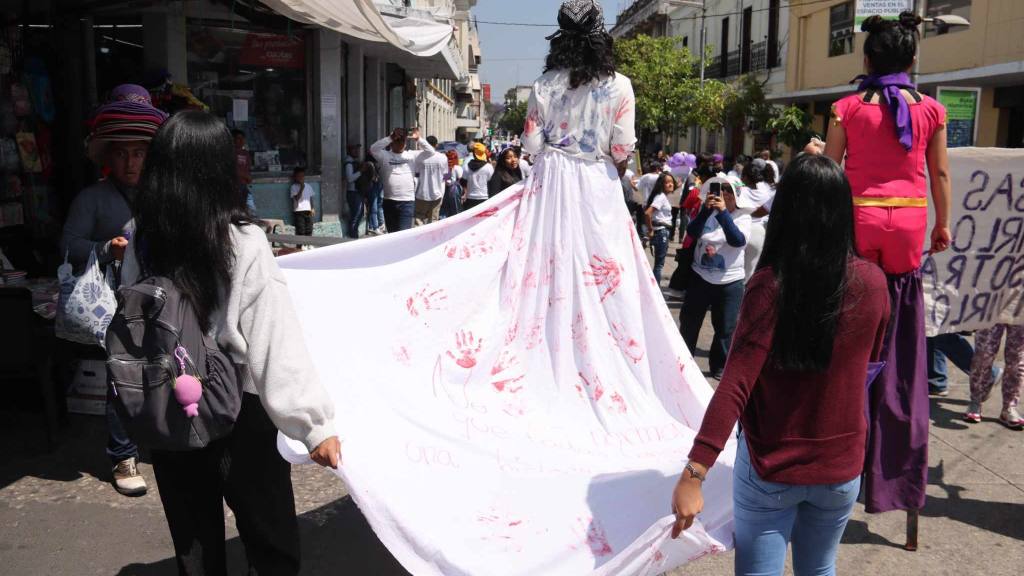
[937,86,982,148]
[855,0,913,30]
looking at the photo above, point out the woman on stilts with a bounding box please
[812,12,952,548]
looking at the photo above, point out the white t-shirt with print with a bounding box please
[637,173,659,200]
[464,163,494,200]
[691,211,752,285]
[649,193,673,228]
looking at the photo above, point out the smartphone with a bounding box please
[709,182,721,197]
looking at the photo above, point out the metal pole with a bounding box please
[911,0,925,86]
[695,0,706,152]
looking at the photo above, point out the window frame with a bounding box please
[828,1,855,58]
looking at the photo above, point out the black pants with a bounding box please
[462,198,487,211]
[293,210,313,237]
[680,275,745,375]
[151,394,300,576]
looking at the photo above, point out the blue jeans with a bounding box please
[106,390,138,464]
[734,437,859,576]
[366,183,384,231]
[927,333,975,392]
[680,275,745,375]
[651,228,670,283]
[345,190,365,238]
[383,199,415,233]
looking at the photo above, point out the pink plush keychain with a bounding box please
[173,346,202,418]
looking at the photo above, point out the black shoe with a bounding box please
[711,370,724,380]
[928,386,949,397]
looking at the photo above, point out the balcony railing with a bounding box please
[705,40,779,80]
[455,103,478,121]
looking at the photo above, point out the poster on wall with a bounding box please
[855,0,913,30]
[937,86,981,148]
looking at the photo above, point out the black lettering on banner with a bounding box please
[945,254,967,290]
[963,170,989,211]
[931,293,950,328]
[961,292,991,326]
[921,255,938,288]
[985,291,1002,324]
[978,217,1000,253]
[951,215,975,253]
[950,295,969,326]
[971,253,995,288]
[991,255,1016,291]
[1009,254,1024,289]
[996,217,1024,254]
[1017,175,1024,212]
[987,173,1014,211]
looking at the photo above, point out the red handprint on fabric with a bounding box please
[576,371,605,402]
[525,317,545,350]
[447,330,483,369]
[583,255,622,302]
[572,313,589,353]
[445,238,495,260]
[490,350,525,393]
[609,391,627,414]
[610,322,645,364]
[406,286,448,317]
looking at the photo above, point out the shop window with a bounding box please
[926,0,971,36]
[767,0,781,68]
[186,24,309,174]
[829,2,854,58]
[719,17,729,78]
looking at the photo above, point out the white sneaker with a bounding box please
[112,457,147,496]
[666,288,685,300]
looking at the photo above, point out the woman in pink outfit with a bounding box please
[819,12,952,543]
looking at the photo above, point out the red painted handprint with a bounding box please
[577,371,605,402]
[393,346,411,366]
[505,321,519,346]
[572,313,589,353]
[610,322,645,364]
[445,238,495,260]
[583,255,622,302]
[525,317,545,350]
[446,330,483,369]
[406,286,448,317]
[609,391,627,414]
[490,350,524,393]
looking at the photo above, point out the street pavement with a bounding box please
[1,238,1021,575]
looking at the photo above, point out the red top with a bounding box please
[833,92,946,199]
[688,259,890,484]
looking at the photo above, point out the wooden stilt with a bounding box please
[905,509,919,551]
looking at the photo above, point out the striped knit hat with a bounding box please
[86,84,169,162]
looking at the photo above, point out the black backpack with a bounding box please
[105,276,243,451]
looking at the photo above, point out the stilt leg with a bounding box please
[905,509,919,551]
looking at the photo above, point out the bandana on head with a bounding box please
[546,0,606,40]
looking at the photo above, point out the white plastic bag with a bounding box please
[55,249,117,348]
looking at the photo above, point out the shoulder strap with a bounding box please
[863,89,877,103]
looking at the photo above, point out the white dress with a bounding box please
[276,70,735,575]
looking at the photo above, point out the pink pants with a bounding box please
[854,206,927,275]
[970,324,1024,410]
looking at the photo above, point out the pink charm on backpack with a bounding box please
[173,347,202,418]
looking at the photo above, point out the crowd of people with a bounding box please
[52,1,1023,575]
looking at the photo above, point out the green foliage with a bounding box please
[767,105,815,149]
[498,101,528,135]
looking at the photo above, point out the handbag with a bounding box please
[668,234,697,292]
[55,248,117,348]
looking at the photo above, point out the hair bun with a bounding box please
[860,14,890,34]
[898,11,923,30]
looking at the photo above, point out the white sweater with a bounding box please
[123,224,336,452]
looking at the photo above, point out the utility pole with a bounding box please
[695,0,706,152]
[911,0,925,86]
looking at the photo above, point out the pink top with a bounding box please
[833,93,946,200]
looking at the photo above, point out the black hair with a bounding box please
[757,154,856,372]
[544,7,615,89]
[292,166,305,176]
[135,111,251,331]
[426,136,439,147]
[862,11,922,75]
[646,172,677,209]
[741,160,769,188]
[230,129,245,139]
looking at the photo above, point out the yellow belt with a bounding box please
[853,196,928,208]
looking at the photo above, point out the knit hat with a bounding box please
[470,142,488,162]
[86,84,169,163]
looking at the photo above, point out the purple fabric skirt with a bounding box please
[863,269,929,513]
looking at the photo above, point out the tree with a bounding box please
[498,101,528,136]
[767,105,814,150]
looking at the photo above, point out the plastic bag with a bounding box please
[55,249,117,348]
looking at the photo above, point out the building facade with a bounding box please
[777,0,1024,151]
[415,0,479,143]
[611,0,790,156]
[453,12,486,143]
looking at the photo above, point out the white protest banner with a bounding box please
[855,0,913,30]
[276,164,735,575]
[924,147,1024,336]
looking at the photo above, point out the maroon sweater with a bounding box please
[688,259,890,484]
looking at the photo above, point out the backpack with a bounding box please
[356,162,378,196]
[105,276,243,451]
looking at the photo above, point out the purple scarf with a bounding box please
[855,73,916,151]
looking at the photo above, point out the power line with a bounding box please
[459,0,847,28]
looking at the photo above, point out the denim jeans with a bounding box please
[383,199,415,233]
[650,228,670,283]
[345,190,365,238]
[107,390,138,465]
[927,333,975,392]
[733,437,859,576]
[680,274,745,375]
[366,183,384,231]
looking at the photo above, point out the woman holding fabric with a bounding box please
[813,12,952,541]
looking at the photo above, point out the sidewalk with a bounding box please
[0,239,1021,575]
